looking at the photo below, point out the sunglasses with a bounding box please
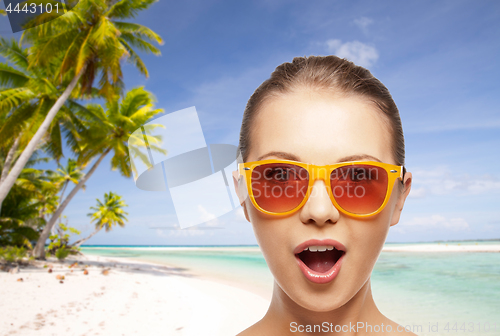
[237,159,404,218]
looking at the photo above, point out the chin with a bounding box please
[279,278,354,312]
[292,290,351,312]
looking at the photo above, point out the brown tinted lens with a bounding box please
[251,163,309,213]
[330,164,388,214]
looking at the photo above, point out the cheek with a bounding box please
[348,220,388,266]
[247,202,293,274]
[344,200,396,278]
[247,200,277,250]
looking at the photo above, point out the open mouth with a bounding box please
[296,245,345,273]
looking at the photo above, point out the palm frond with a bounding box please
[0,103,35,146]
[112,21,163,45]
[0,37,29,70]
[0,63,30,88]
[130,107,164,124]
[119,86,153,117]
[106,0,157,19]
[43,122,64,161]
[119,32,161,56]
[90,17,120,49]
[75,30,94,79]
[119,38,148,77]
[0,87,34,112]
[57,31,88,82]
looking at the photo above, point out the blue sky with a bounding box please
[1,0,499,245]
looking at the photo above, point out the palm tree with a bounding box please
[0,0,163,211]
[53,159,84,203]
[32,86,164,259]
[0,154,59,248]
[0,38,87,203]
[70,191,128,247]
[49,158,85,234]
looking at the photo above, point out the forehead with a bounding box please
[249,90,394,165]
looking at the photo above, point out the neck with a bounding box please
[262,278,386,335]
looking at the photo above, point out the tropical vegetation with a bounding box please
[0,0,164,260]
[71,192,128,248]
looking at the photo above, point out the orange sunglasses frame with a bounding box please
[237,159,404,218]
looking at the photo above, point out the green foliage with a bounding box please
[0,154,60,248]
[20,0,163,99]
[54,158,84,191]
[0,246,33,265]
[88,192,128,231]
[0,38,84,161]
[1,0,163,257]
[0,222,40,247]
[54,247,70,261]
[47,222,81,260]
[78,87,165,179]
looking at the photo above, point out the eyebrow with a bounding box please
[257,151,301,161]
[336,154,382,163]
[257,151,382,163]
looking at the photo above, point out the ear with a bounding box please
[232,170,250,222]
[390,171,412,226]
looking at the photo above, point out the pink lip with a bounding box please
[294,239,346,285]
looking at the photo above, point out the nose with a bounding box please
[299,179,340,226]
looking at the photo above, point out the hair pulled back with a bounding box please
[237,55,405,169]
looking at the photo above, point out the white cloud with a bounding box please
[198,205,216,222]
[409,166,500,198]
[156,227,206,237]
[325,39,379,68]
[353,17,373,31]
[408,187,426,198]
[403,214,469,231]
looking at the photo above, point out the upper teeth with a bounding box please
[305,245,334,252]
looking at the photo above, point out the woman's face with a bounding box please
[236,89,411,312]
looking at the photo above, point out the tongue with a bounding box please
[298,249,342,273]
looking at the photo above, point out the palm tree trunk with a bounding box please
[51,182,69,235]
[0,136,21,185]
[0,66,86,212]
[59,182,69,204]
[33,148,111,260]
[69,227,102,248]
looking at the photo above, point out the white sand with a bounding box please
[0,254,269,336]
[382,244,500,252]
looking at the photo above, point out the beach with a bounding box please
[0,254,269,336]
[1,243,499,336]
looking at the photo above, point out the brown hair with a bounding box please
[237,55,406,175]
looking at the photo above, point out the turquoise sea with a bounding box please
[81,242,500,336]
